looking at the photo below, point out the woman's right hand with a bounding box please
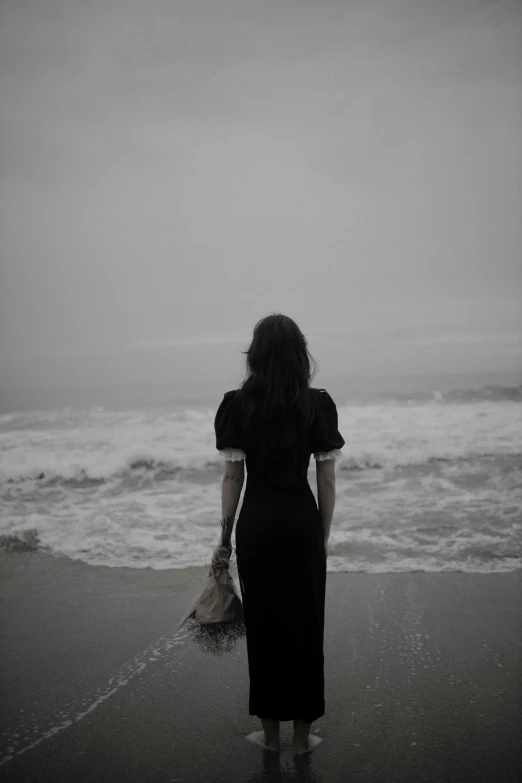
[324,539,329,559]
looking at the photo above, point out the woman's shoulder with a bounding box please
[310,387,332,399]
[219,389,241,403]
[226,386,331,404]
[228,386,329,398]
[309,387,337,413]
[221,389,243,412]
[216,390,240,418]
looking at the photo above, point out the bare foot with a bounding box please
[293,733,323,755]
[245,730,280,752]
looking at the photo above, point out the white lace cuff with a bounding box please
[314,448,344,462]
[218,447,246,461]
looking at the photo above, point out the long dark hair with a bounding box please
[238,313,319,488]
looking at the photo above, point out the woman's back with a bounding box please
[215,386,345,489]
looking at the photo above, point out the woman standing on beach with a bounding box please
[214,313,345,755]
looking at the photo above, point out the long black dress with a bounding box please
[214,387,345,723]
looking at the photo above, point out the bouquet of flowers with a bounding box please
[178,519,246,655]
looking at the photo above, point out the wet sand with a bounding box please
[0,551,520,782]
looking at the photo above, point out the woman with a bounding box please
[214,313,345,755]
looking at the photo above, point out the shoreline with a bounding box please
[1,550,520,782]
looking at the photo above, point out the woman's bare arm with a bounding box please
[219,463,245,546]
[316,459,336,541]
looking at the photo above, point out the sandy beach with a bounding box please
[0,551,520,783]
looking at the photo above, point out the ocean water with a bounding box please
[1,371,521,573]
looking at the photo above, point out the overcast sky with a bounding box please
[1,0,520,389]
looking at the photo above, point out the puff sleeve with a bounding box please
[310,389,345,462]
[214,390,246,461]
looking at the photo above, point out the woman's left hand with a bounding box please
[211,543,232,569]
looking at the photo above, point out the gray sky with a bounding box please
[1,0,521,389]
